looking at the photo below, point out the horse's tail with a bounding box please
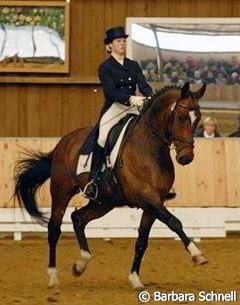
[13,149,54,226]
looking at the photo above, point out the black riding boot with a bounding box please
[83,144,105,200]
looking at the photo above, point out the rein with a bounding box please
[99,105,136,127]
[117,91,200,164]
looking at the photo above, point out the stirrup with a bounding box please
[82,180,98,201]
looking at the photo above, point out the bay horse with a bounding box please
[14,82,207,289]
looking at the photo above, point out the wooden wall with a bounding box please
[0,84,102,136]
[0,138,239,208]
[0,0,240,136]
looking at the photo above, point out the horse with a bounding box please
[14,82,207,289]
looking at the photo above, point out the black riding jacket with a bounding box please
[98,56,153,114]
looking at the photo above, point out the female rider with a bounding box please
[83,26,153,200]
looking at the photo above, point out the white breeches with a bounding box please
[98,102,140,147]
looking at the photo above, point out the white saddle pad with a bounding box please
[76,116,135,175]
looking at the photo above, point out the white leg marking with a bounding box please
[128,272,145,289]
[47,267,59,288]
[75,250,92,273]
[187,241,202,257]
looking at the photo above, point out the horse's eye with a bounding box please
[178,115,188,122]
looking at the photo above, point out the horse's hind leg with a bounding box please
[47,180,75,288]
[129,211,155,289]
[71,200,114,277]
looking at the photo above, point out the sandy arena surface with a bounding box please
[0,236,239,305]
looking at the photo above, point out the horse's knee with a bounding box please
[48,220,61,244]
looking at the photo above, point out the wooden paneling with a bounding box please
[0,0,239,136]
[0,82,239,136]
[0,138,239,208]
[0,84,102,136]
[169,138,240,207]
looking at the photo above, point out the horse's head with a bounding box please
[146,82,206,166]
[170,82,206,165]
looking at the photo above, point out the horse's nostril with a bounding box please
[179,156,192,165]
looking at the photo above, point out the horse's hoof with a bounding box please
[48,278,60,289]
[47,267,60,288]
[128,272,145,289]
[192,254,208,265]
[72,263,86,277]
[48,282,60,289]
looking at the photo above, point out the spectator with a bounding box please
[142,69,149,78]
[182,61,194,78]
[148,68,159,82]
[191,70,203,84]
[163,61,173,74]
[227,72,240,85]
[170,71,179,84]
[201,65,209,79]
[195,117,221,138]
[215,72,226,85]
[205,71,216,84]
[140,56,240,85]
[177,78,185,88]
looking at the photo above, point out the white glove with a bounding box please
[129,96,145,107]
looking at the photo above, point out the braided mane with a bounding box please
[152,84,179,100]
[142,84,180,114]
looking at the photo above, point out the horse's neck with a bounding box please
[127,112,175,188]
[133,111,171,156]
[146,94,175,138]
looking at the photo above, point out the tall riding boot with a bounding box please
[83,144,105,200]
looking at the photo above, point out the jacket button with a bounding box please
[128,77,132,81]
[120,86,123,89]
[129,85,132,88]
[120,78,123,82]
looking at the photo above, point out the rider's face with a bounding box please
[109,38,126,56]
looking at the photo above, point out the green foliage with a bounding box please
[0,6,65,38]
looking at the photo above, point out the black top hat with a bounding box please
[104,26,129,45]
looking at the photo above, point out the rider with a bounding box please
[83,26,176,201]
[83,26,153,200]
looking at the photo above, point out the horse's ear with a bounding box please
[194,82,207,100]
[180,82,190,99]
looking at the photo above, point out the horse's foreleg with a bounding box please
[71,200,114,277]
[129,211,155,289]
[153,205,208,265]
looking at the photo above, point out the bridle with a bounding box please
[149,98,201,153]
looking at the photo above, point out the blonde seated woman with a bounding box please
[194,116,221,138]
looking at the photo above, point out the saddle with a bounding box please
[77,114,138,202]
